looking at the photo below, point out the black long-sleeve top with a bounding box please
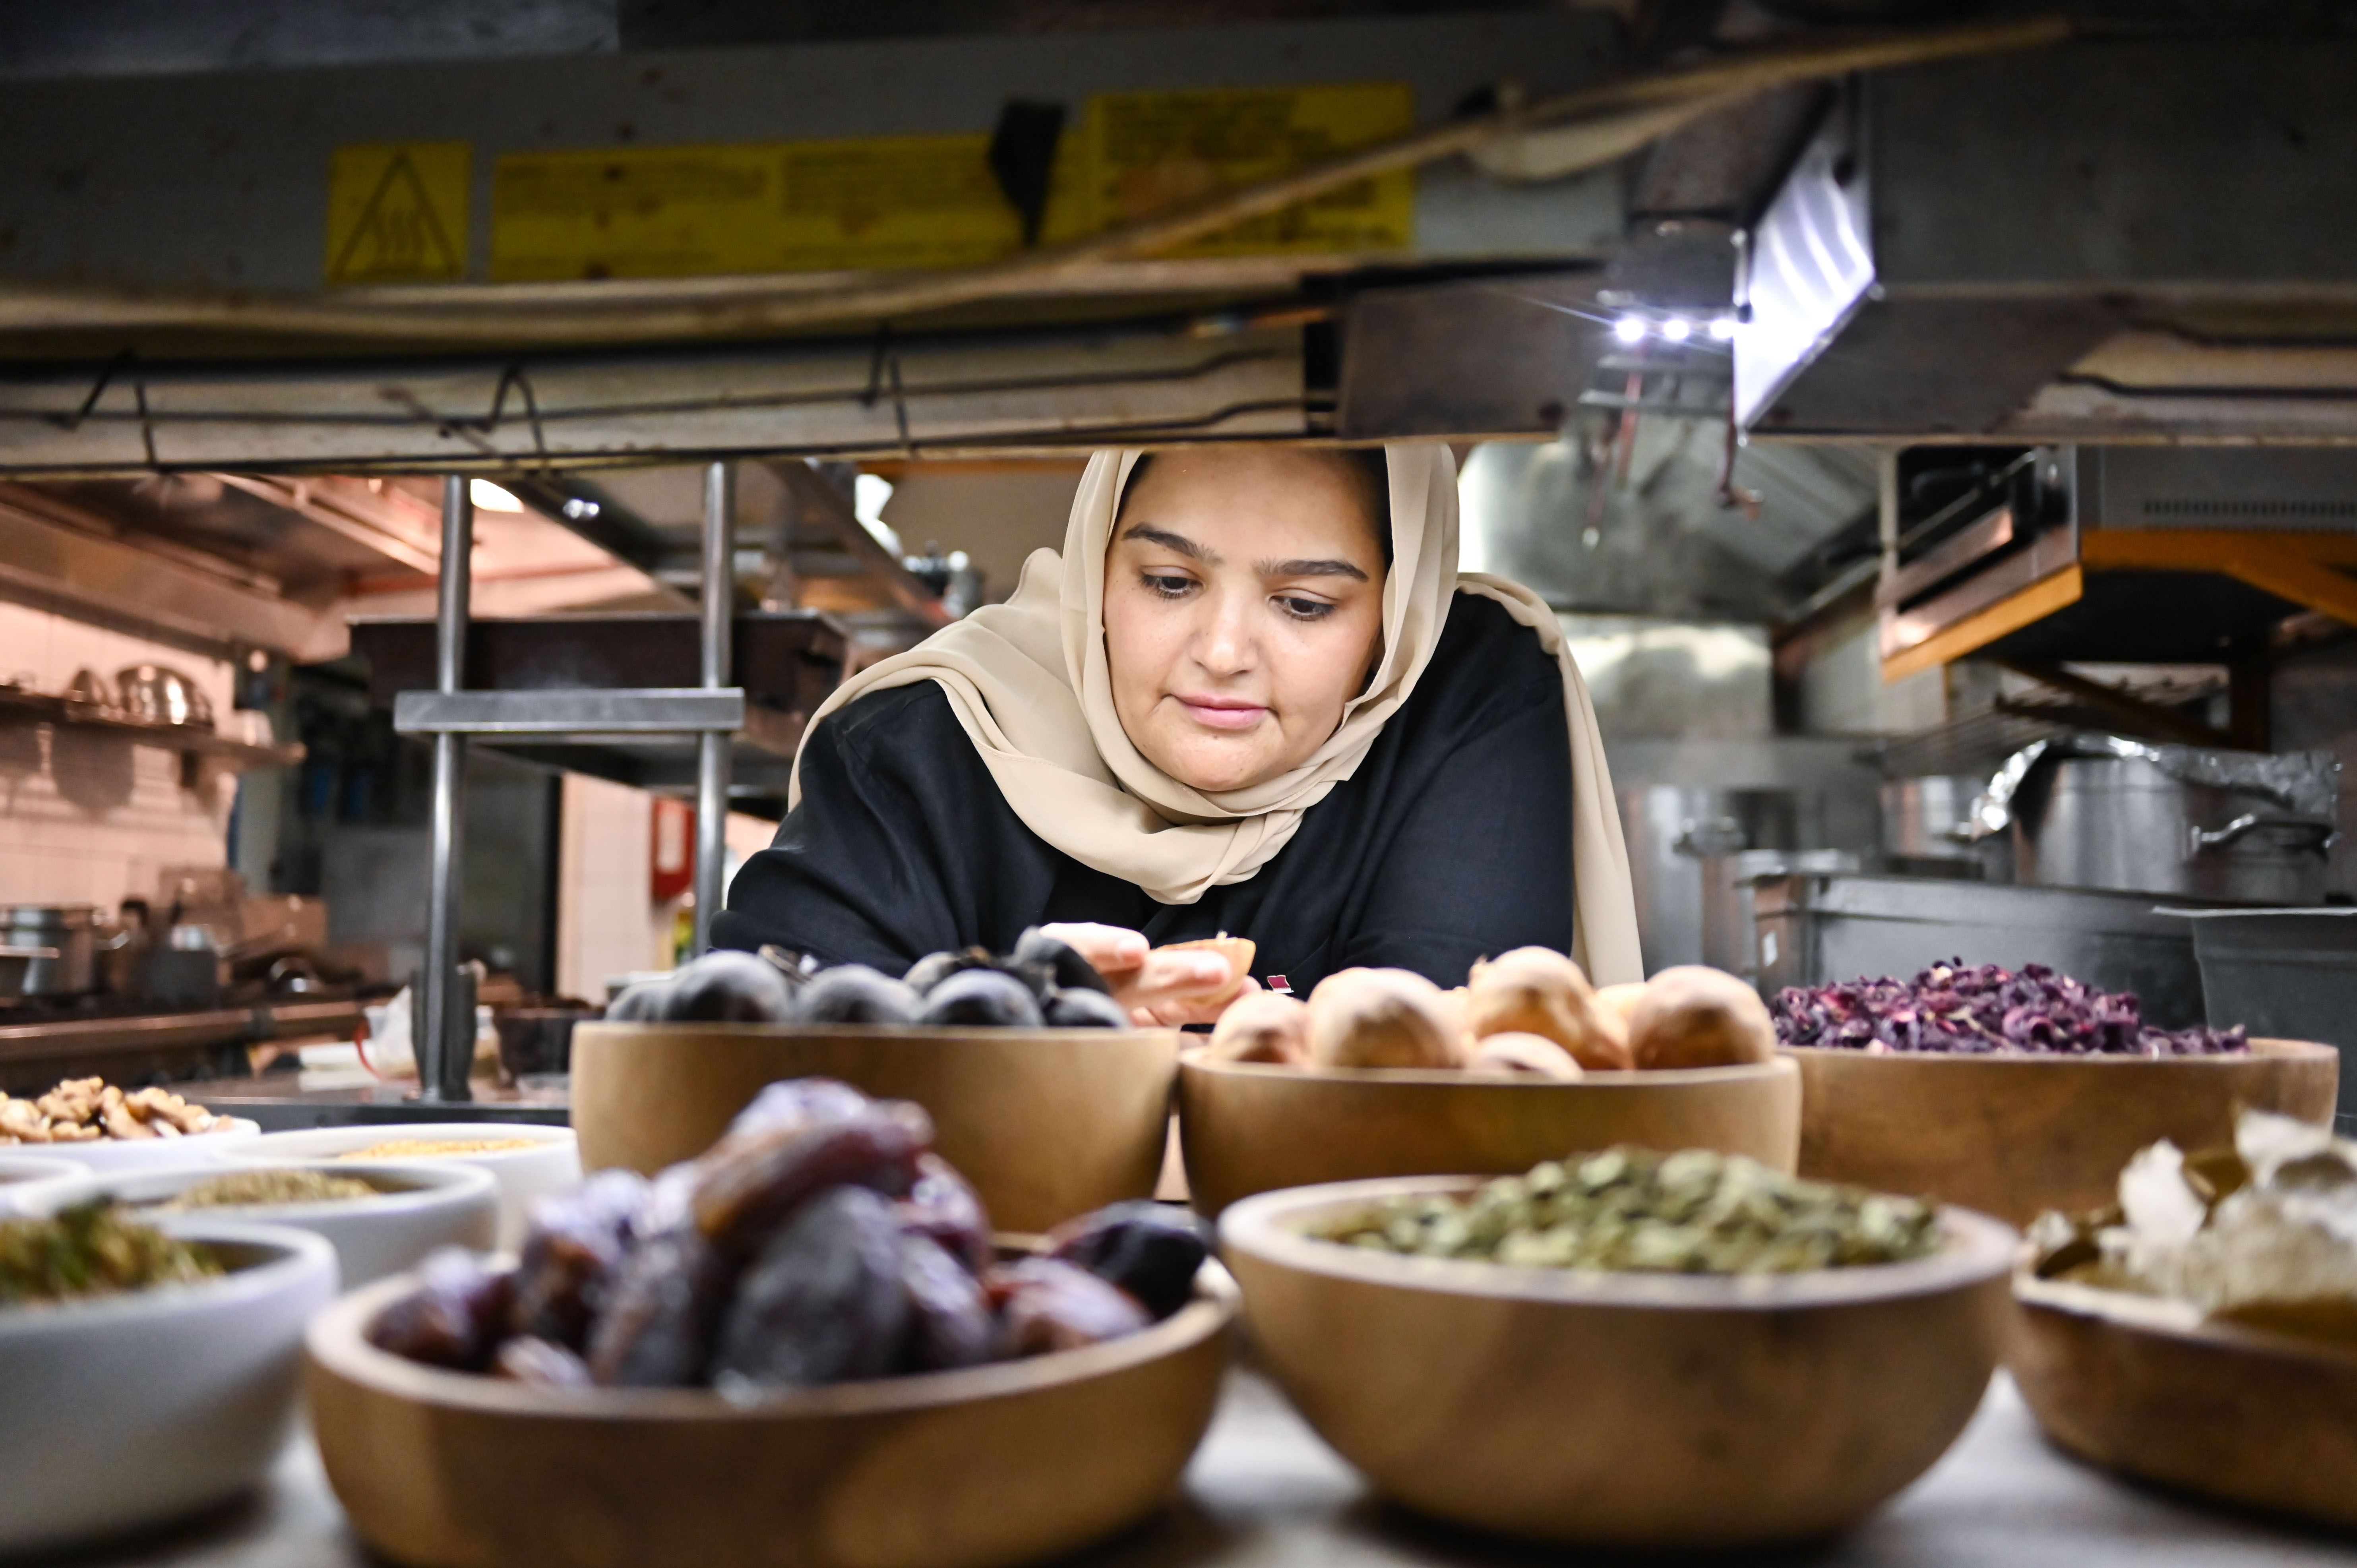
[714,591,1572,992]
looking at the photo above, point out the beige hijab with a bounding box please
[788,444,1641,984]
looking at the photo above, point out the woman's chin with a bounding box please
[1155,737,1284,794]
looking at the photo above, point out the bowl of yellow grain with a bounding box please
[233,1124,577,1249]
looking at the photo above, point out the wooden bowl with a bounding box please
[2013,1273,2357,1531]
[308,1264,1238,1568]
[1176,1050,1801,1218]
[1788,1038,2339,1225]
[1220,1178,2016,1551]
[571,1023,1179,1234]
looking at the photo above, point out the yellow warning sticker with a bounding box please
[1075,83,1416,257]
[490,135,1067,282]
[481,81,1412,282]
[324,142,471,285]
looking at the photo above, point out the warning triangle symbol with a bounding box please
[333,151,462,281]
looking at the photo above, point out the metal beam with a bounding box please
[0,323,1309,474]
[393,688,748,735]
[500,473,674,577]
[773,461,953,628]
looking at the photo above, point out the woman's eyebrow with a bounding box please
[1120,523,1218,563]
[1260,556,1370,581]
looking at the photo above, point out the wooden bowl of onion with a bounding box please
[1177,952,1801,1218]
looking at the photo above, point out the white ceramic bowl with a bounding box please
[12,1117,261,1173]
[0,1154,95,1215]
[63,1161,499,1289]
[234,1123,579,1249]
[0,1219,337,1556]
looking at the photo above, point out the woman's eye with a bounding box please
[1276,596,1335,621]
[1143,573,1196,599]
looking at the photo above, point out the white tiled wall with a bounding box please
[555,773,655,1000]
[553,772,781,1000]
[0,602,236,913]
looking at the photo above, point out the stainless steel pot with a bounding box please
[1880,775,2012,881]
[1881,776,1979,861]
[0,946,56,1004]
[115,664,214,730]
[0,906,101,996]
[2013,751,2337,904]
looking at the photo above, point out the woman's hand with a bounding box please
[1037,922,1255,1028]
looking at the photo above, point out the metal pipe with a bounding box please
[419,474,473,1102]
[692,460,735,956]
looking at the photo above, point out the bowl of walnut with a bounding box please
[0,1078,258,1171]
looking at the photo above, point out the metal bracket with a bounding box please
[392,687,746,736]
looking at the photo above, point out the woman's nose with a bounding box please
[1192,587,1255,676]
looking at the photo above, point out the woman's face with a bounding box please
[1102,447,1388,793]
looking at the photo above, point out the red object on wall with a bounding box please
[651,798,695,903]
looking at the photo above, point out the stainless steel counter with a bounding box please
[0,998,366,1095]
[65,1370,2354,1568]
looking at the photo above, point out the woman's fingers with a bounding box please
[1037,921,1150,976]
[1133,974,1260,1028]
[1034,925,1261,1025]
[1130,948,1234,1001]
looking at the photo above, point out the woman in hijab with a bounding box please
[714,442,1639,1024]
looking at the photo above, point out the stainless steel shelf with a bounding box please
[392,687,748,738]
[350,610,844,808]
[0,685,304,772]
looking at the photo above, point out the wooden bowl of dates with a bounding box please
[1220,1177,2015,1550]
[1787,1038,2339,1227]
[306,1258,1238,1568]
[570,1023,1181,1234]
[2012,1270,2357,1532]
[1176,1050,1801,1218]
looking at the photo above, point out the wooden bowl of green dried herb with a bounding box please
[1220,1150,2016,1551]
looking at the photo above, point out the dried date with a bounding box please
[662,950,797,1022]
[898,1232,996,1372]
[585,1224,735,1388]
[1047,1201,1209,1319]
[510,1169,649,1349]
[366,1249,517,1372]
[708,1186,910,1390]
[692,1102,933,1254]
[895,1153,992,1272]
[987,1256,1150,1357]
[720,1078,872,1145]
[493,1335,594,1388]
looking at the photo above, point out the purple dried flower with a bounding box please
[1768,958,2246,1057]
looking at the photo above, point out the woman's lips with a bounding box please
[1174,694,1268,732]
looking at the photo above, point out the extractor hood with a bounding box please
[1735,35,2357,445]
